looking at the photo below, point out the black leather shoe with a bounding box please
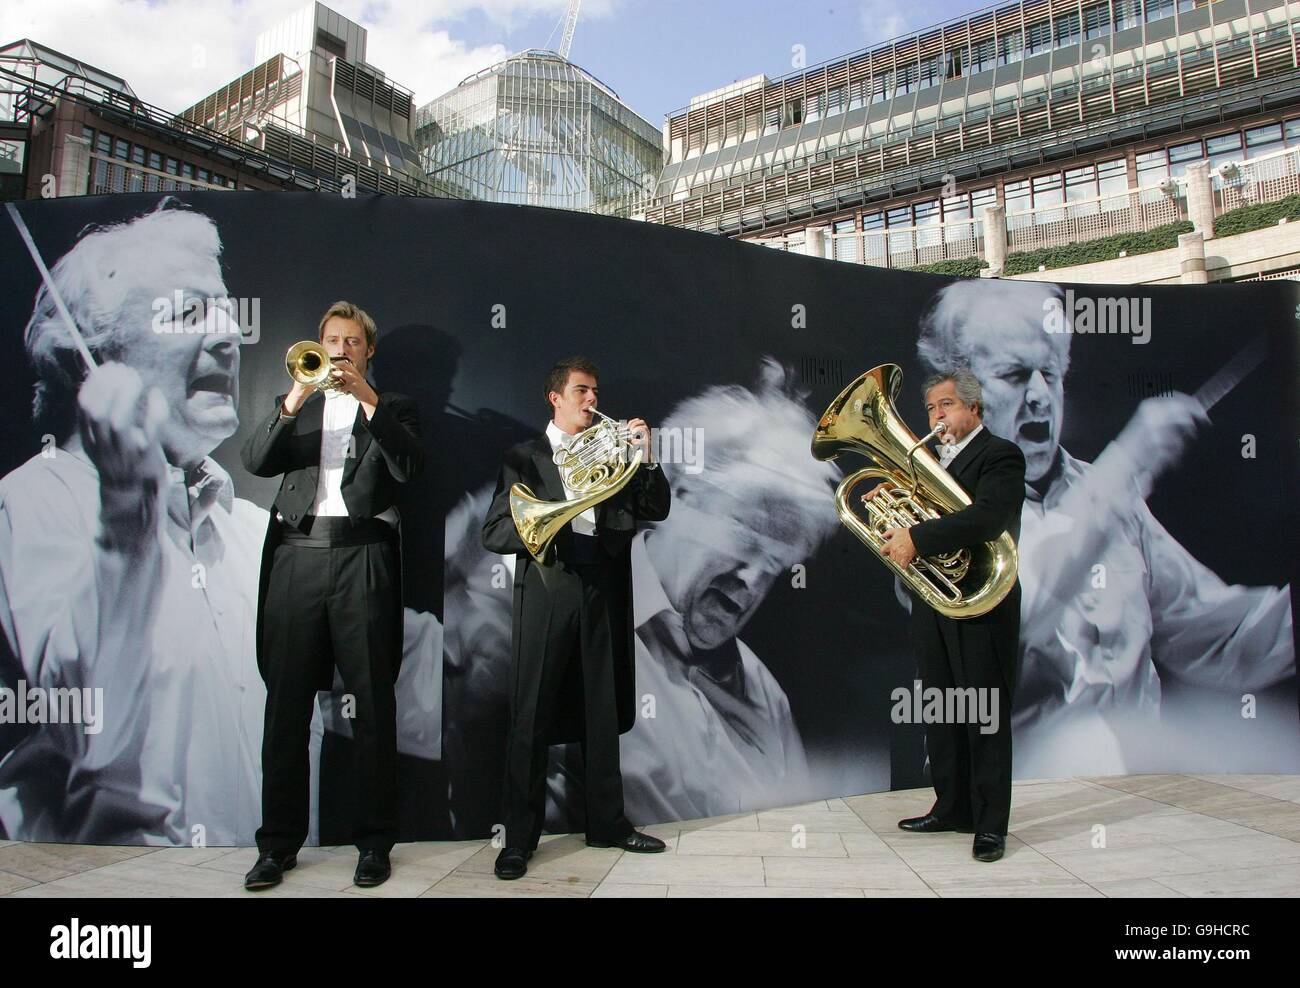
[243,850,297,891]
[354,849,392,887]
[495,847,528,880]
[898,813,975,834]
[973,833,1006,862]
[587,831,667,853]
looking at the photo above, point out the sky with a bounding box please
[1,0,982,125]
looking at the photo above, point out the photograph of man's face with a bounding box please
[655,481,810,653]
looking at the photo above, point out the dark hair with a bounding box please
[544,355,599,412]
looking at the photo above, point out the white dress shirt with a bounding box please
[0,449,268,845]
[310,390,397,525]
[938,423,983,469]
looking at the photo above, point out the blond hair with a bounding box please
[317,300,377,350]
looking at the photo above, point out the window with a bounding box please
[970,38,995,73]
[763,106,781,136]
[1004,179,1031,214]
[833,218,859,263]
[847,79,869,110]
[1285,118,1300,145]
[1114,0,1142,31]
[920,55,943,90]
[95,131,111,155]
[897,63,919,95]
[782,98,803,127]
[1055,12,1081,48]
[871,71,893,104]
[1032,172,1064,207]
[131,145,145,165]
[1246,123,1284,158]
[164,157,179,175]
[1065,164,1097,201]
[1097,158,1128,196]
[148,151,162,171]
[1145,0,1175,24]
[1136,149,1169,191]
[998,30,1024,65]
[1026,20,1053,56]
[971,186,997,221]
[315,28,346,59]
[1168,139,1203,176]
[81,126,94,145]
[945,48,964,80]
[1084,2,1111,39]
[1205,132,1243,172]
[113,138,129,160]
[862,211,884,231]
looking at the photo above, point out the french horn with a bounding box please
[510,409,644,564]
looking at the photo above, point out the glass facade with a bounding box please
[414,50,663,216]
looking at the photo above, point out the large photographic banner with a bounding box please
[0,191,1295,846]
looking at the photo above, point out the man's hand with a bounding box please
[863,482,891,502]
[281,379,314,416]
[1115,392,1208,484]
[627,417,653,463]
[78,362,169,490]
[881,525,918,569]
[330,359,380,417]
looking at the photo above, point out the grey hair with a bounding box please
[23,199,221,438]
[654,355,842,550]
[916,280,1071,378]
[922,368,983,415]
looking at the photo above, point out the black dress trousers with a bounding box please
[256,519,401,855]
[502,541,632,851]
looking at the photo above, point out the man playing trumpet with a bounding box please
[481,356,670,879]
[241,301,423,890]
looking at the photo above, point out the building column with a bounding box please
[982,203,1007,275]
[805,224,829,258]
[1178,230,1209,284]
[1184,160,1215,238]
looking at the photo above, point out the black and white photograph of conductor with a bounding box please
[874,369,1026,863]
[914,281,1295,777]
[0,200,269,846]
[481,356,671,880]
[240,300,423,890]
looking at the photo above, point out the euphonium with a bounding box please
[285,340,345,392]
[510,409,644,564]
[810,364,1018,619]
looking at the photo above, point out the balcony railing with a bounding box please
[1005,185,1187,253]
[1216,145,1300,214]
[750,143,1300,269]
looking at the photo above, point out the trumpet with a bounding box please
[285,340,346,392]
[811,364,1018,619]
[510,408,644,564]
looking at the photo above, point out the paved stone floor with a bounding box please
[2,774,1298,898]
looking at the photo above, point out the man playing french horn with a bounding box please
[481,356,670,880]
[871,369,1026,863]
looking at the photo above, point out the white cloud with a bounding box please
[0,0,621,112]
[857,0,911,46]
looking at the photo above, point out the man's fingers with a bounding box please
[142,387,169,444]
